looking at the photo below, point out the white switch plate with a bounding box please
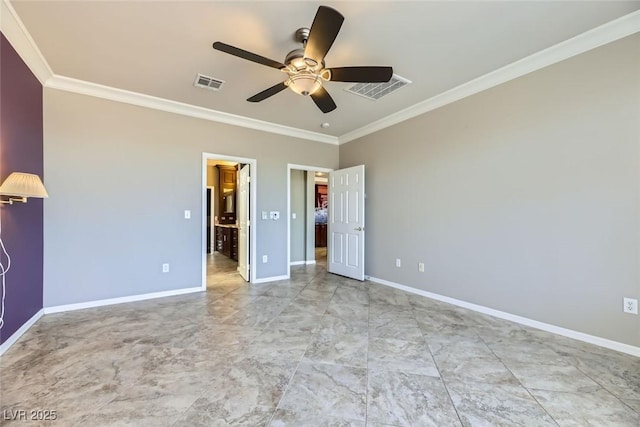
[262,211,268,220]
[395,258,401,268]
[270,211,280,220]
[262,255,268,263]
[184,210,191,219]
[292,213,297,219]
[418,262,425,272]
[162,263,170,273]
[623,297,638,314]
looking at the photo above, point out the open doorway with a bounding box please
[313,172,329,266]
[202,153,257,289]
[287,164,332,276]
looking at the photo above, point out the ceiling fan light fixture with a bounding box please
[286,72,322,96]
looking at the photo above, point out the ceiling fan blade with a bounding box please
[304,6,344,65]
[310,86,337,113]
[247,82,288,102]
[213,42,286,70]
[327,66,393,83]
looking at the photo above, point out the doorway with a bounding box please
[287,164,332,276]
[288,163,367,281]
[202,153,257,289]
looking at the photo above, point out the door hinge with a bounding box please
[247,220,251,226]
[247,176,251,183]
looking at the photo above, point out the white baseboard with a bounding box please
[290,260,316,266]
[44,287,204,314]
[0,309,44,356]
[365,275,640,358]
[253,275,290,284]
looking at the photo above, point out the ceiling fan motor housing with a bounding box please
[295,27,310,44]
[284,31,327,97]
[212,6,390,113]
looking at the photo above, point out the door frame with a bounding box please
[202,153,258,288]
[207,186,215,254]
[287,163,333,277]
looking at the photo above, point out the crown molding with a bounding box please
[0,0,53,84]
[46,75,339,145]
[1,0,337,145]
[2,0,637,146]
[338,10,640,144]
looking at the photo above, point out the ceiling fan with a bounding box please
[212,5,393,113]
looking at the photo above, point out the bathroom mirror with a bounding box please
[223,190,235,214]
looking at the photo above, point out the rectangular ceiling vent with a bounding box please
[194,73,224,91]
[345,74,411,101]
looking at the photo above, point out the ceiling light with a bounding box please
[286,71,322,96]
[321,122,330,128]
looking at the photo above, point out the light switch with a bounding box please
[292,213,297,219]
[262,211,268,220]
[270,211,280,220]
[184,210,191,219]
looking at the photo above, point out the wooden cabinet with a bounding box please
[230,228,238,261]
[215,226,238,261]
[315,223,327,248]
[216,227,223,253]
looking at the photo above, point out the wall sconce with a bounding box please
[0,172,49,205]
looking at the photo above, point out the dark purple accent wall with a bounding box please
[0,33,44,344]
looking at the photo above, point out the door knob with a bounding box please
[354,226,364,231]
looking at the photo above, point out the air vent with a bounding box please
[345,74,411,101]
[194,73,224,91]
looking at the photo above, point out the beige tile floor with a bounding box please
[1,252,638,426]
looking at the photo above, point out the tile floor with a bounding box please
[1,255,639,426]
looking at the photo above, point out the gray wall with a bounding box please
[290,169,306,263]
[340,34,640,347]
[44,89,338,306]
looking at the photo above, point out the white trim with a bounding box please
[289,261,306,266]
[287,164,334,173]
[207,185,216,254]
[366,276,640,357]
[305,260,316,265]
[339,10,640,144]
[202,153,258,285]
[44,287,203,314]
[0,309,44,356]
[253,275,289,284]
[287,164,334,279]
[0,0,54,85]
[46,75,338,145]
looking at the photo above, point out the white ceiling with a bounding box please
[10,1,640,138]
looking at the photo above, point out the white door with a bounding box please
[328,165,365,281]
[238,164,250,281]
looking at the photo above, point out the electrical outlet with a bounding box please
[184,210,191,219]
[418,262,425,272]
[270,211,280,220]
[162,263,170,273]
[395,258,401,268]
[623,298,638,314]
[262,255,268,263]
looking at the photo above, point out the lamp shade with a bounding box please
[0,172,49,198]
[286,72,322,96]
